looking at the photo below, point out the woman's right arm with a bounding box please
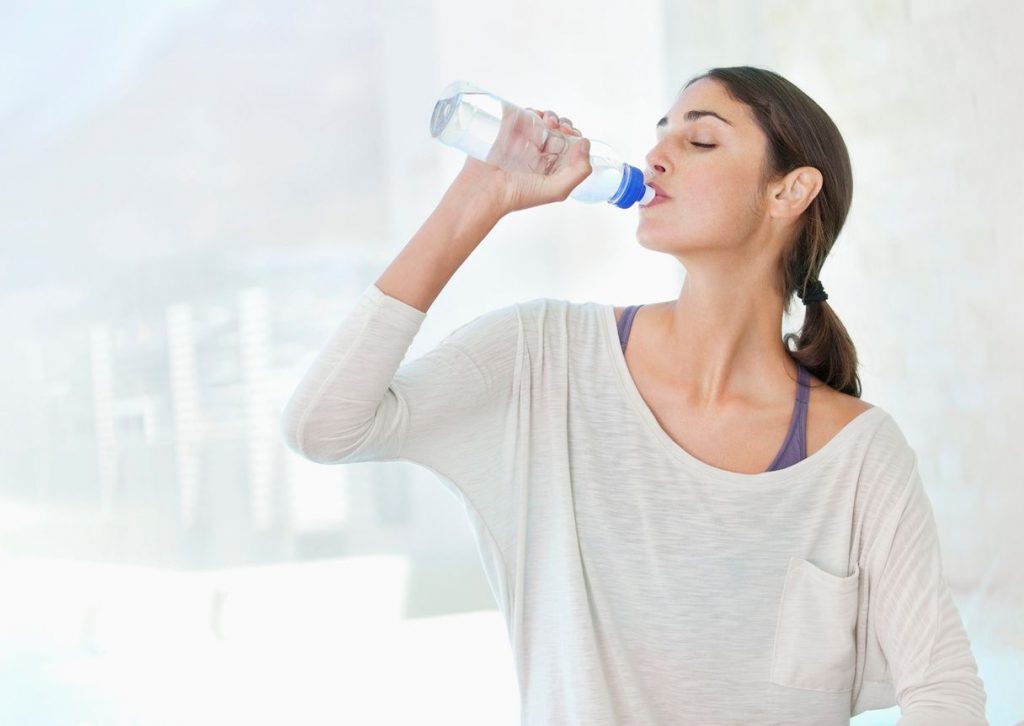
[374,170,508,314]
[280,106,588,467]
[278,172,518,469]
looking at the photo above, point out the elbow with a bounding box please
[279,415,340,465]
[895,675,988,725]
[279,403,382,465]
[278,398,337,465]
[279,407,317,463]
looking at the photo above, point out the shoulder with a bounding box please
[851,406,921,542]
[850,402,918,488]
[810,375,877,427]
[517,296,601,322]
[463,296,574,343]
[449,296,558,330]
[614,301,673,327]
[439,298,533,351]
[612,303,649,326]
[804,368,878,450]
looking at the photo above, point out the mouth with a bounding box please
[640,182,671,208]
[640,181,671,209]
[647,182,671,199]
[640,195,670,209]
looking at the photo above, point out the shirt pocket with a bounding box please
[769,556,860,693]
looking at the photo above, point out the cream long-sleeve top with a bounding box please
[279,282,988,726]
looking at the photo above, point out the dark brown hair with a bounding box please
[683,66,862,397]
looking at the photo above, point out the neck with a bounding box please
[650,270,797,414]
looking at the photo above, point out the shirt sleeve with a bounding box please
[868,453,989,725]
[278,281,521,487]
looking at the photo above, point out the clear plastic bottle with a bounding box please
[430,80,655,210]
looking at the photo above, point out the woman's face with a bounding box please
[638,78,772,257]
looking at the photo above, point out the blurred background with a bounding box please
[1,0,1021,723]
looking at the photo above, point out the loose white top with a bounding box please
[280,282,988,725]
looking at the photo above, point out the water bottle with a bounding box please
[430,80,655,210]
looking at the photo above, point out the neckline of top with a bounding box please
[599,301,887,486]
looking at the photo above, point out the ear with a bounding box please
[769,166,823,221]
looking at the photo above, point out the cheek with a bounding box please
[687,162,759,217]
[684,170,743,219]
[638,154,761,237]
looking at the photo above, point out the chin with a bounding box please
[636,227,704,254]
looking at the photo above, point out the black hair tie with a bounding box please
[799,279,828,305]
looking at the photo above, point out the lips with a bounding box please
[648,182,671,199]
[640,195,670,209]
[640,181,672,209]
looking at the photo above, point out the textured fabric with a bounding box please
[280,283,988,725]
[616,303,811,472]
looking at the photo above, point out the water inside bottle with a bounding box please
[430,90,507,163]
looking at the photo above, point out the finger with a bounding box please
[575,137,591,163]
[554,115,580,135]
[527,107,577,132]
[531,107,579,138]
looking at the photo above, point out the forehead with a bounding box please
[662,78,750,130]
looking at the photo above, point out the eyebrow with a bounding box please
[657,110,733,128]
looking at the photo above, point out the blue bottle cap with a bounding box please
[609,164,649,209]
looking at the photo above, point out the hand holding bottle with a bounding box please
[432,81,654,210]
[456,107,593,214]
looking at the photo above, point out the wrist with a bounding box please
[449,167,510,219]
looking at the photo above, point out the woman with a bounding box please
[280,66,988,724]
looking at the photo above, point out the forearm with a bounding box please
[375,175,507,314]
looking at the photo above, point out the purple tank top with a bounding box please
[616,304,810,472]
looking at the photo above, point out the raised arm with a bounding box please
[374,169,507,314]
[375,104,592,314]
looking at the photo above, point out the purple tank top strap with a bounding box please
[766,364,812,471]
[791,364,812,456]
[617,304,644,352]
[795,363,811,404]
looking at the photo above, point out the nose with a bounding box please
[645,162,666,184]
[644,146,667,182]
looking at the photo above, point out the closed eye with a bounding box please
[692,142,716,149]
